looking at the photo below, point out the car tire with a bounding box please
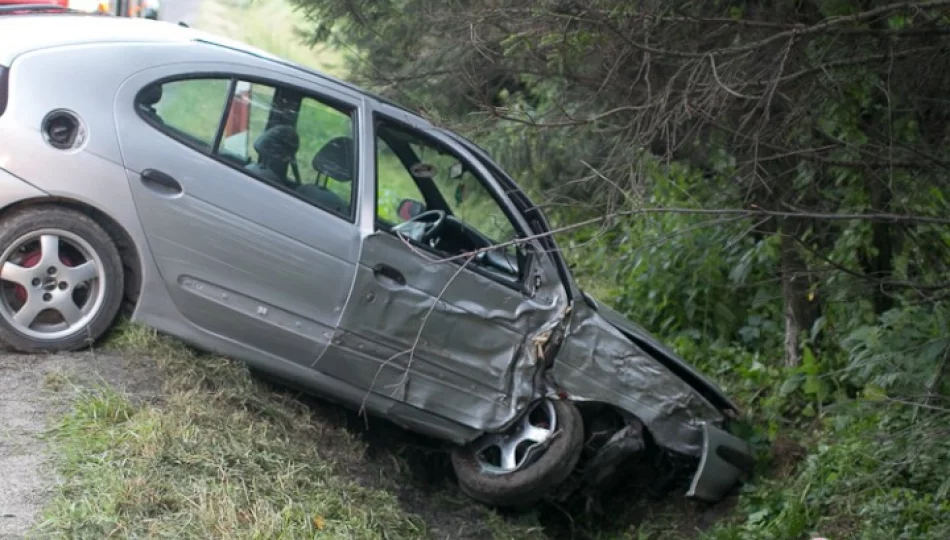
[450,398,584,507]
[0,206,124,353]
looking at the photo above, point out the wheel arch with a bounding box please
[0,196,143,315]
[571,399,657,446]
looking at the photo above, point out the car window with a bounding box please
[217,81,275,164]
[139,78,230,149]
[139,77,357,220]
[421,149,518,246]
[402,136,518,246]
[374,120,524,281]
[376,135,425,225]
[217,80,356,218]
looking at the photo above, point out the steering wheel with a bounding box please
[394,209,447,243]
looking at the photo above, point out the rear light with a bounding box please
[0,66,8,118]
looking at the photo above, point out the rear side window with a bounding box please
[217,80,357,218]
[0,66,9,117]
[135,76,359,221]
[137,78,231,149]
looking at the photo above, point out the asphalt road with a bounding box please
[159,0,200,26]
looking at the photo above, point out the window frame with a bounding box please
[134,72,362,223]
[371,113,532,290]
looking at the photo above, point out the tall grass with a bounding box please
[34,324,547,539]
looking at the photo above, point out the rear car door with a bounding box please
[114,64,364,367]
[319,112,568,432]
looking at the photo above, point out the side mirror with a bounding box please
[397,199,426,221]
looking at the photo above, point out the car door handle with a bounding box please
[140,169,183,196]
[373,264,406,286]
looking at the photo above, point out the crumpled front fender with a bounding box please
[549,302,724,458]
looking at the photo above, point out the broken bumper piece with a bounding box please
[686,421,754,502]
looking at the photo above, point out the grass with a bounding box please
[34,327,417,539]
[32,323,550,539]
[193,0,350,79]
[43,369,71,393]
[30,322,749,540]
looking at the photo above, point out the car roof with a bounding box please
[0,14,417,116]
[0,14,192,61]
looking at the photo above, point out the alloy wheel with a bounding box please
[0,229,107,341]
[474,399,558,475]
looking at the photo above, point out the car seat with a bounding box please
[138,84,164,124]
[296,136,354,215]
[246,125,301,187]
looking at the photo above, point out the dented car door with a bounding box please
[315,112,568,434]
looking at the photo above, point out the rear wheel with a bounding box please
[450,398,584,507]
[0,207,124,353]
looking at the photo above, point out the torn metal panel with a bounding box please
[319,231,567,435]
[581,292,741,415]
[551,301,724,457]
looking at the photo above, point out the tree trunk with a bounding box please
[782,291,802,367]
[858,188,894,315]
[869,217,894,314]
[780,219,818,367]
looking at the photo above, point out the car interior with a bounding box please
[376,124,523,281]
[245,125,353,216]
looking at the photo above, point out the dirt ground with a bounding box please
[0,346,163,540]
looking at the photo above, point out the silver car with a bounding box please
[0,13,753,506]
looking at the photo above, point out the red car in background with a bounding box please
[0,0,160,19]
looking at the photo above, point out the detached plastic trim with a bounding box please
[686,421,755,502]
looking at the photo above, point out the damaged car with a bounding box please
[0,14,753,506]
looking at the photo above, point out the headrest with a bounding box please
[254,125,300,164]
[312,136,354,183]
[139,85,163,107]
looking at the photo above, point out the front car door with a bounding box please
[114,63,365,368]
[320,108,569,433]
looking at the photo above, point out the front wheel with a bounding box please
[0,207,124,353]
[450,398,584,507]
